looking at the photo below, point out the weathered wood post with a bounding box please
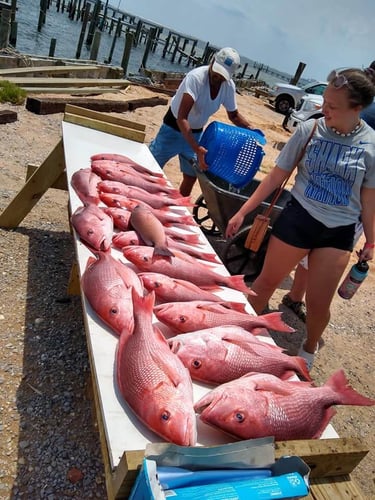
[86,0,100,46]
[75,1,90,58]
[290,62,306,85]
[49,37,57,56]
[178,38,188,64]
[105,17,121,64]
[140,27,156,71]
[171,35,181,63]
[90,30,101,61]
[133,20,142,47]
[187,40,197,66]
[162,31,171,58]
[0,7,11,49]
[37,0,48,32]
[76,0,83,20]
[240,63,248,79]
[121,31,134,76]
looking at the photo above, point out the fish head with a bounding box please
[123,245,153,265]
[169,334,229,383]
[194,382,267,440]
[153,303,194,333]
[143,385,197,446]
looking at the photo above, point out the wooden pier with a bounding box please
[0,0,293,84]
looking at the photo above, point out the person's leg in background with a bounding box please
[248,235,308,314]
[282,257,308,321]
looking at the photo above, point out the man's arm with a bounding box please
[227,109,254,129]
[177,93,208,168]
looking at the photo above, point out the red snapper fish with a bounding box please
[97,179,190,209]
[113,231,212,259]
[153,301,294,334]
[194,370,375,441]
[81,251,143,337]
[92,160,170,187]
[90,152,164,177]
[91,162,179,196]
[70,168,101,205]
[123,246,253,295]
[139,273,246,311]
[102,207,131,231]
[129,204,174,258]
[116,289,196,446]
[168,326,311,384]
[71,204,113,251]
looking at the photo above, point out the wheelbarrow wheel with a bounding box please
[222,226,271,279]
[192,195,221,236]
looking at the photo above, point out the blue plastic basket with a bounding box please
[199,121,266,187]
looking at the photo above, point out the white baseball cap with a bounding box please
[212,47,241,80]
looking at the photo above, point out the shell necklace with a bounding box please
[331,121,361,137]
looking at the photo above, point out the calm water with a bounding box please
[13,0,293,86]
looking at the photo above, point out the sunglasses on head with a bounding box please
[327,70,350,89]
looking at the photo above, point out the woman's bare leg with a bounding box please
[304,247,350,353]
[249,235,308,313]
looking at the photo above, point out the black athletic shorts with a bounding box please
[271,197,356,251]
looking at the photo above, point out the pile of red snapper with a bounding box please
[70,152,375,446]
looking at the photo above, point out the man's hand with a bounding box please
[196,145,208,170]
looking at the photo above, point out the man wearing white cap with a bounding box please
[149,47,256,196]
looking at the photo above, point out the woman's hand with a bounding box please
[226,212,244,239]
[357,244,374,262]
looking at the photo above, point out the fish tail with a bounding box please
[327,369,375,406]
[261,312,295,333]
[173,196,196,207]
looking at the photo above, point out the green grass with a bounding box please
[0,80,27,105]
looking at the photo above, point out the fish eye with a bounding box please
[110,306,119,316]
[87,229,94,235]
[235,412,245,423]
[161,410,171,421]
[142,256,149,262]
[192,359,201,369]
[179,315,186,323]
[154,281,161,288]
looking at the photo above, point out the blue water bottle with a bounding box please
[338,259,369,300]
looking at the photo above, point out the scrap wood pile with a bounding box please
[70,152,375,446]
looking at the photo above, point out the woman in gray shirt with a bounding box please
[226,67,375,371]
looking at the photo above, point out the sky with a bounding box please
[115,0,374,81]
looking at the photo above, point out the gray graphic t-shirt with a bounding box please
[276,118,375,227]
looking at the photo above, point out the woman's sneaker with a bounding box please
[282,293,307,322]
[297,343,319,371]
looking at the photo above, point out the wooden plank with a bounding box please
[308,475,365,499]
[26,164,67,190]
[63,113,146,143]
[0,140,65,228]
[274,438,368,478]
[0,65,105,76]
[67,261,80,296]
[21,87,124,95]
[0,77,131,87]
[65,105,146,132]
[26,96,167,115]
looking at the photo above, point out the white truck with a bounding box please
[268,80,327,114]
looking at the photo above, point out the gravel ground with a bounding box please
[0,87,374,499]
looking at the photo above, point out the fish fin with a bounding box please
[222,275,253,295]
[326,369,375,406]
[291,356,313,382]
[259,312,295,334]
[153,246,175,258]
[172,196,196,207]
[311,408,337,439]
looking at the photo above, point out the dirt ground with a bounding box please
[0,84,374,498]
